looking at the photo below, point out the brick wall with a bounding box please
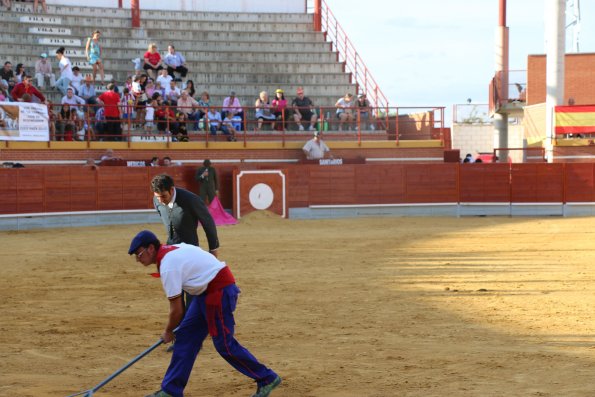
[527,53,595,106]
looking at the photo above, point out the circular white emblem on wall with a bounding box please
[249,183,274,210]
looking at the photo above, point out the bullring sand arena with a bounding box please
[2,213,595,397]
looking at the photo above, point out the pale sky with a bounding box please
[324,0,595,114]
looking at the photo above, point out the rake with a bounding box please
[66,337,165,397]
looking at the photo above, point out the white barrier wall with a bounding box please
[46,0,305,13]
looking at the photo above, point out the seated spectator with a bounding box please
[154,80,165,98]
[145,78,156,98]
[11,74,46,103]
[292,87,317,131]
[222,90,243,129]
[57,103,76,141]
[79,74,97,105]
[162,156,173,166]
[197,91,211,128]
[271,89,287,131]
[165,80,181,104]
[156,68,172,89]
[0,79,11,101]
[356,93,376,130]
[143,43,163,79]
[206,107,222,136]
[175,112,189,142]
[70,66,84,95]
[183,79,196,97]
[163,45,188,81]
[254,91,276,131]
[156,100,176,134]
[221,112,238,141]
[93,106,106,139]
[0,61,15,92]
[61,87,86,129]
[14,63,25,84]
[335,93,354,131]
[150,156,159,166]
[176,89,199,129]
[35,53,55,89]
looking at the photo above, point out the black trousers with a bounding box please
[167,65,188,78]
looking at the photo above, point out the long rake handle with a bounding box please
[66,338,164,397]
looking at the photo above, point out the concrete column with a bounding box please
[544,0,565,163]
[494,113,508,162]
[494,0,509,160]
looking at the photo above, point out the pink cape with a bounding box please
[208,196,238,225]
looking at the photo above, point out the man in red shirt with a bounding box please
[11,75,46,103]
[97,83,122,141]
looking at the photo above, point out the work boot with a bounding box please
[145,390,173,397]
[251,376,282,397]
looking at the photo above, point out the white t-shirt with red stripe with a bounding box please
[158,243,226,299]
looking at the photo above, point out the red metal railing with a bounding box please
[318,0,389,111]
[45,103,444,147]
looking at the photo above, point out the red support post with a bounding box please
[313,0,322,32]
[131,0,140,28]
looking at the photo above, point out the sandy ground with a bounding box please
[1,214,595,397]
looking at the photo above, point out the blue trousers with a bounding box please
[162,284,278,397]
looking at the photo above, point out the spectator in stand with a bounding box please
[175,112,189,142]
[292,86,317,131]
[165,80,181,104]
[145,78,156,98]
[221,90,243,128]
[356,93,375,130]
[11,74,46,103]
[2,0,11,10]
[120,87,136,124]
[162,156,172,166]
[163,45,188,81]
[85,30,105,85]
[55,47,73,96]
[0,80,11,101]
[150,156,159,166]
[14,63,26,84]
[93,105,105,139]
[156,99,176,135]
[156,68,172,89]
[1,61,15,92]
[254,91,276,131]
[145,95,156,137]
[35,53,55,89]
[206,107,222,137]
[79,74,97,105]
[335,93,354,131]
[97,83,122,141]
[195,159,219,204]
[221,112,237,141]
[197,91,211,128]
[272,88,287,131]
[177,89,199,129]
[70,66,83,95]
[154,80,165,98]
[124,75,133,92]
[61,87,85,117]
[57,103,76,141]
[302,131,331,160]
[143,43,163,80]
[183,79,196,98]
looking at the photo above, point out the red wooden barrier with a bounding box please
[1,163,595,216]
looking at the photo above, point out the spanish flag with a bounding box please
[555,105,595,134]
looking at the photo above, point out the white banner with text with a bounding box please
[0,102,49,142]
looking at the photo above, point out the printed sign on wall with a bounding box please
[0,102,49,142]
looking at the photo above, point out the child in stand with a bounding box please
[175,112,189,142]
[221,111,237,141]
[206,107,221,137]
[120,87,136,126]
[144,97,156,139]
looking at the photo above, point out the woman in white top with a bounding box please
[335,93,354,131]
[55,47,73,96]
[254,91,276,131]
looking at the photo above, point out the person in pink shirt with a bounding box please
[271,89,287,131]
[143,43,163,80]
